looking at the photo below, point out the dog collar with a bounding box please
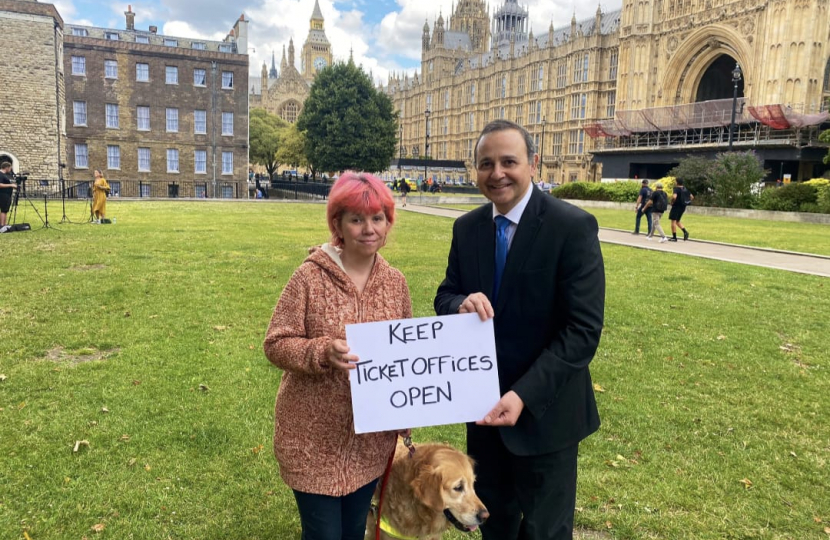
[379,514,419,540]
[443,509,473,532]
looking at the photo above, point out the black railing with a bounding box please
[266,180,332,201]
[13,179,242,199]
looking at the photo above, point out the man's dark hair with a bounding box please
[474,120,535,165]
[0,161,11,171]
[676,178,685,186]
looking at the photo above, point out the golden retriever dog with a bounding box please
[366,441,489,540]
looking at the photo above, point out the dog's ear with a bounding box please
[410,464,444,512]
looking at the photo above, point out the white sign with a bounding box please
[346,313,501,434]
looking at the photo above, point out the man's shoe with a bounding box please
[659,237,668,243]
[683,229,689,241]
[668,237,678,242]
[631,231,640,235]
[646,236,653,241]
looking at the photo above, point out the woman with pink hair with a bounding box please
[264,171,412,540]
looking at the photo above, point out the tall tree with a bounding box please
[278,124,310,172]
[249,108,289,178]
[297,61,398,173]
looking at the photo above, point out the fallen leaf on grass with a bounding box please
[198,384,210,392]
[252,444,264,454]
[605,521,613,529]
[91,523,105,532]
[717,335,726,340]
[814,516,822,523]
[213,325,227,331]
[101,407,109,413]
[73,440,90,452]
[824,526,830,535]
[127,458,137,467]
[0,374,6,381]
[593,383,605,393]
[144,464,152,471]
[790,451,797,458]
[132,380,141,386]
[24,532,32,540]
[120,434,130,442]
[739,478,753,489]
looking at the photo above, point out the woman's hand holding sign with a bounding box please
[326,338,359,371]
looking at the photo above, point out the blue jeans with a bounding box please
[635,208,653,235]
[293,479,378,540]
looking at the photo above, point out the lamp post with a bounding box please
[424,109,430,187]
[539,117,546,183]
[728,62,742,151]
[398,123,403,178]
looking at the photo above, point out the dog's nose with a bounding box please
[477,508,490,523]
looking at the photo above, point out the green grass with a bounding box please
[440,203,830,256]
[1,200,828,539]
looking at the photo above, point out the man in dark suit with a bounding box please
[434,120,605,540]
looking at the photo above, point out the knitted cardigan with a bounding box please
[263,245,412,496]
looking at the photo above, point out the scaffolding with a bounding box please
[584,99,830,151]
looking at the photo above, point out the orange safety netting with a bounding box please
[747,104,830,129]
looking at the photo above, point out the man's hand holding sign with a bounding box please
[345,313,501,434]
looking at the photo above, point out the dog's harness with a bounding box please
[378,514,419,540]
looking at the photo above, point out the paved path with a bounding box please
[401,204,830,278]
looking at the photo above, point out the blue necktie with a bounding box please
[493,215,511,302]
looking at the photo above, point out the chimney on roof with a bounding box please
[149,25,157,34]
[125,5,135,31]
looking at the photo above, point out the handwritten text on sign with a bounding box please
[346,313,500,434]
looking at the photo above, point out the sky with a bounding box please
[55,0,623,84]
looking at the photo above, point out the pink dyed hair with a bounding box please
[326,171,396,247]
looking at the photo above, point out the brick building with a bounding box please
[0,0,65,181]
[63,7,250,198]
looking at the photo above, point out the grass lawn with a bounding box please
[1,200,828,539]
[439,203,830,257]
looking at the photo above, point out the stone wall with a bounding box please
[0,2,65,180]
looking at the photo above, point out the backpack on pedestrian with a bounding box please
[682,187,693,205]
[652,190,668,213]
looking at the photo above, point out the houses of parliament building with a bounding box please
[387,0,830,184]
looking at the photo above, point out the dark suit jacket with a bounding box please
[435,187,605,456]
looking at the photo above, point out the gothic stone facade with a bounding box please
[388,0,830,183]
[0,0,65,180]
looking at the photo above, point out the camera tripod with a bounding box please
[9,179,60,231]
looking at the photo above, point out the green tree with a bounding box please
[249,108,289,178]
[277,124,310,173]
[668,155,712,199]
[707,151,767,208]
[819,129,830,164]
[297,61,397,173]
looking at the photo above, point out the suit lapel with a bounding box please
[495,188,546,313]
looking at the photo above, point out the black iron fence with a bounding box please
[14,179,242,200]
[265,180,332,201]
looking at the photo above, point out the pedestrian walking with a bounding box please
[643,181,669,242]
[669,178,694,242]
[633,179,653,235]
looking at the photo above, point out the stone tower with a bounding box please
[491,0,529,52]
[449,0,490,53]
[301,0,333,81]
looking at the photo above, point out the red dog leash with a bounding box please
[375,436,416,540]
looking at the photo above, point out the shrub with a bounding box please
[754,183,818,212]
[604,181,642,202]
[707,151,768,208]
[551,181,642,202]
[668,156,712,196]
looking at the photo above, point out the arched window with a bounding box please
[280,101,300,123]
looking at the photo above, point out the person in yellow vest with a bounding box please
[91,169,110,224]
